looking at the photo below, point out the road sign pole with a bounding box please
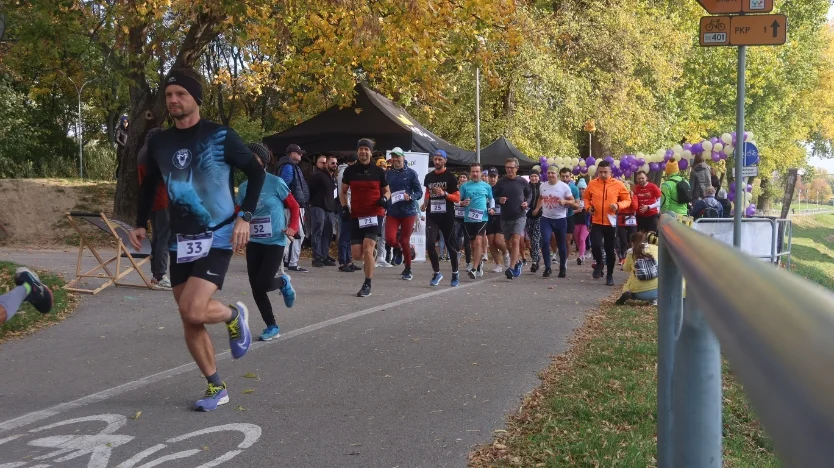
[733,44,746,248]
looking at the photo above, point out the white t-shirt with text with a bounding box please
[539,181,573,219]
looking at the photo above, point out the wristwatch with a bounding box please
[239,211,253,222]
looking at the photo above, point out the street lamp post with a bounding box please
[61,73,98,178]
[583,120,596,159]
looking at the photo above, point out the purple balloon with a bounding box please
[746,184,753,192]
[665,149,674,158]
[691,143,703,154]
[711,152,721,162]
[720,152,728,160]
[729,182,736,193]
[710,137,719,144]
[678,159,689,171]
[683,143,692,151]
[659,162,667,171]
[636,158,645,166]
[745,204,756,217]
[572,166,581,175]
[728,190,735,200]
[744,132,750,141]
[649,162,659,172]
[586,157,596,166]
[539,156,547,164]
[580,165,588,174]
[605,156,615,164]
[731,131,737,138]
[541,162,549,172]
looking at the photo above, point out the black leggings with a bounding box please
[426,216,459,273]
[454,220,472,264]
[246,242,286,327]
[617,226,637,260]
[590,224,616,277]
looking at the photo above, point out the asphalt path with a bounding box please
[0,248,622,467]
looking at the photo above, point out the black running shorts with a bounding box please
[350,216,383,244]
[486,216,502,235]
[169,248,233,290]
[465,221,488,239]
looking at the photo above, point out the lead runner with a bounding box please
[129,68,266,411]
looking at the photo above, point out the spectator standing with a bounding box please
[689,153,712,200]
[136,126,171,289]
[308,154,338,267]
[276,144,310,273]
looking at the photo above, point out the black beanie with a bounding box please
[357,138,375,150]
[165,70,203,106]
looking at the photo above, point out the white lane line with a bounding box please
[0,276,501,433]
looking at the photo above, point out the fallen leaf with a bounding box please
[234,405,248,411]
[243,388,255,394]
[243,372,259,379]
[131,411,142,420]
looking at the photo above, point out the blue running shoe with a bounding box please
[259,325,280,341]
[402,268,413,281]
[393,248,403,266]
[194,382,229,411]
[513,262,522,278]
[15,267,53,314]
[430,272,443,286]
[505,268,514,280]
[227,302,251,359]
[279,274,295,308]
[451,272,460,287]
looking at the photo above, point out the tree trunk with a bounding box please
[757,177,772,211]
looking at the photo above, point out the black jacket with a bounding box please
[308,168,337,212]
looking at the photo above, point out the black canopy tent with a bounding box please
[478,136,538,172]
[263,83,476,166]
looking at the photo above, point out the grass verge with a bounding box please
[0,261,77,342]
[470,213,834,467]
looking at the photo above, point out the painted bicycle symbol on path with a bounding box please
[0,413,261,468]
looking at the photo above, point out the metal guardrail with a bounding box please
[656,214,834,468]
[692,217,793,266]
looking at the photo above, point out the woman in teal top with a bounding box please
[236,143,301,341]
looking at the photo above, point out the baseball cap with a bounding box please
[433,149,447,159]
[286,144,305,155]
[390,147,405,157]
[488,167,499,176]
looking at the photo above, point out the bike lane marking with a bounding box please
[0,276,501,434]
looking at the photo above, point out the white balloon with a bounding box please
[613,160,621,168]
[723,144,734,155]
[547,158,556,166]
[571,158,580,167]
[578,159,586,167]
[682,150,692,160]
[641,163,650,172]
[713,142,724,152]
[746,131,754,141]
[533,165,541,172]
[588,165,597,176]
[655,149,665,160]
[721,133,732,144]
[702,141,713,153]
[636,152,645,160]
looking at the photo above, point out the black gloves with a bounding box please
[341,205,351,220]
[377,196,388,207]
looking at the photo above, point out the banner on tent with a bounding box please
[386,151,429,262]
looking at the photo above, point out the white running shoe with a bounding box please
[376,260,393,268]
[491,265,503,273]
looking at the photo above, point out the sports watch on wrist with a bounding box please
[239,211,253,222]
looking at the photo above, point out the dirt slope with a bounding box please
[0,179,116,247]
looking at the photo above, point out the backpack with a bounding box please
[634,255,658,281]
[701,205,721,219]
[672,176,692,204]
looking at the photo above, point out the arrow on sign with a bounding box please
[771,20,780,38]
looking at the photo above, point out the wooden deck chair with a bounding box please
[64,212,154,294]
